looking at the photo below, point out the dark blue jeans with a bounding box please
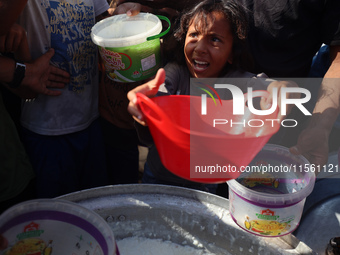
[21,118,108,198]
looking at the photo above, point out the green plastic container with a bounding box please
[91,13,170,83]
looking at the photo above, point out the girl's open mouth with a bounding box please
[193,59,209,71]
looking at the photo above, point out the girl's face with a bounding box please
[184,11,233,78]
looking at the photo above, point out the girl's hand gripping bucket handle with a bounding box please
[136,93,172,127]
[147,15,171,41]
[136,93,189,146]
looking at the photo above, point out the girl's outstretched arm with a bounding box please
[127,68,166,125]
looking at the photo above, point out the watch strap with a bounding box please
[8,61,26,88]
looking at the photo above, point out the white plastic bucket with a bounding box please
[227,144,315,237]
[0,199,118,255]
[91,13,170,83]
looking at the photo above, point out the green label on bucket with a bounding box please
[99,39,161,83]
[255,213,279,221]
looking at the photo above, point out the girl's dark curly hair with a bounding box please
[169,0,253,72]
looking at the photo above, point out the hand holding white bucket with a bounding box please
[91,13,171,83]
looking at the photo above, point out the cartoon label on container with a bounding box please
[1,220,105,255]
[3,222,51,255]
[99,39,161,83]
[229,188,305,237]
[4,238,45,255]
[244,209,294,236]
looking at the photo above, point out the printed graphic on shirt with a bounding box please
[47,0,96,92]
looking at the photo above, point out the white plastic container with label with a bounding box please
[228,144,316,237]
[0,199,118,255]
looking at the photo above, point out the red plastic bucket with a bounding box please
[137,91,280,183]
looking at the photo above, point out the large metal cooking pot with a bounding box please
[59,184,314,255]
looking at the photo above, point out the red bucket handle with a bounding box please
[136,93,172,126]
[136,93,189,144]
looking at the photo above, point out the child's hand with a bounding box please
[127,68,166,125]
[4,48,70,99]
[0,23,31,62]
[116,0,195,11]
[110,2,142,16]
[261,80,300,121]
[114,1,178,19]
[9,48,70,99]
[24,48,70,97]
[290,123,329,170]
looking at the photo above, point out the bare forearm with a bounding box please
[0,56,15,83]
[289,45,340,166]
[310,45,340,132]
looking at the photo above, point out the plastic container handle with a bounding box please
[147,15,171,41]
[136,93,172,125]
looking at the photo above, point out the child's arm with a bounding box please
[127,68,165,146]
[0,49,70,99]
[290,45,340,167]
[0,23,30,62]
[127,68,166,125]
[0,24,70,98]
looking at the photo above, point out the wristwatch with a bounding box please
[8,61,26,88]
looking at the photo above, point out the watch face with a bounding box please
[8,62,26,88]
